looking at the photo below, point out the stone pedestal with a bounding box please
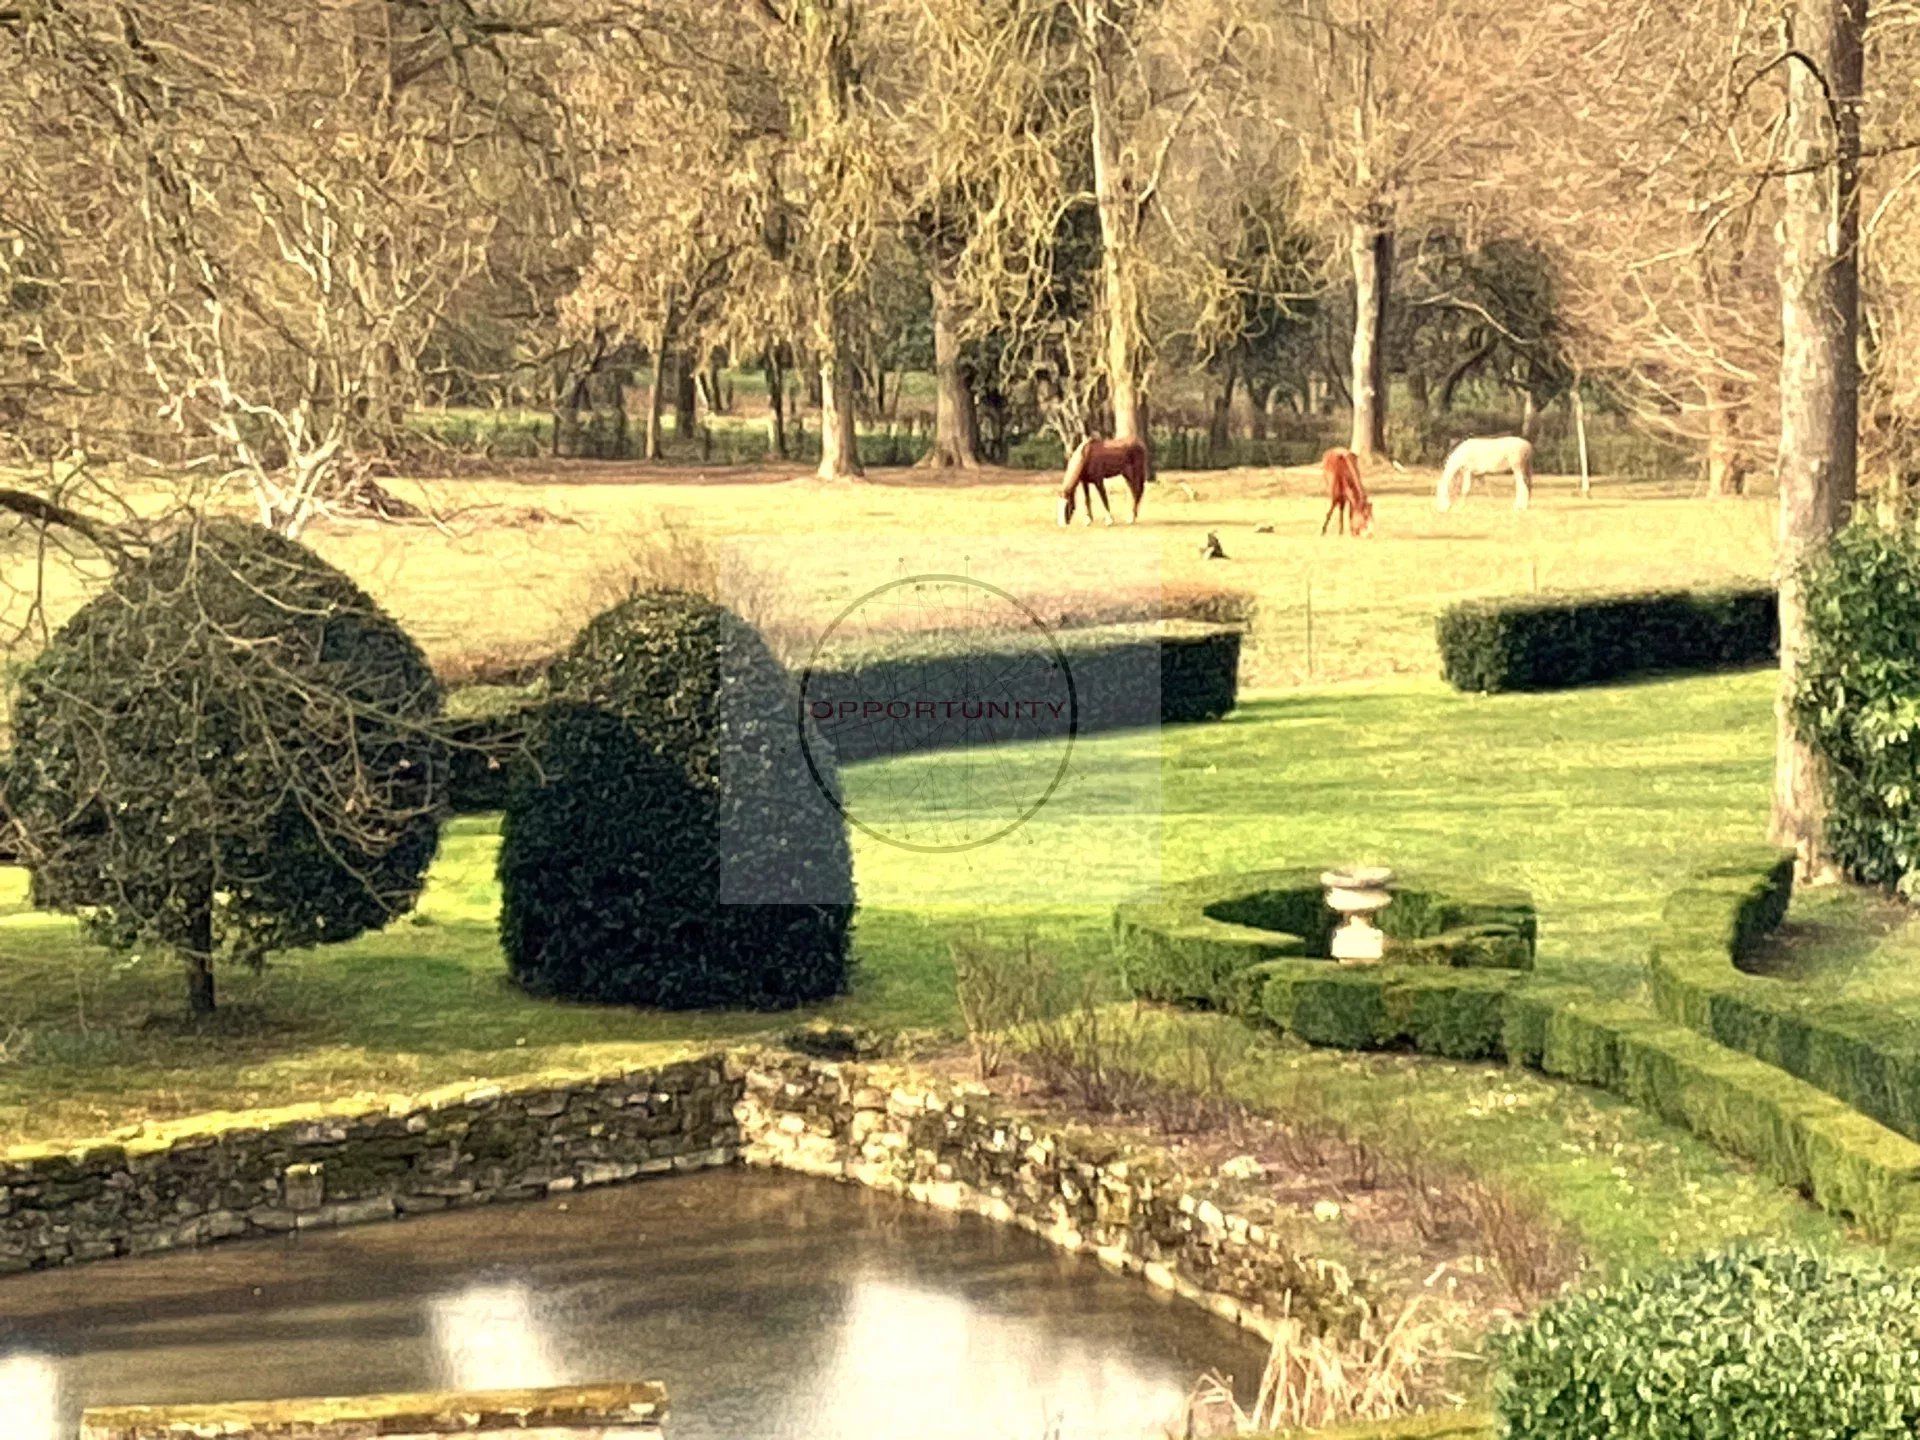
[1321,867,1394,963]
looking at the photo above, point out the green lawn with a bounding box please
[0,667,1858,1269]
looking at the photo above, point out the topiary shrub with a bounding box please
[4,520,445,1013]
[499,589,853,1008]
[1496,1245,1920,1439]
[1790,520,1920,894]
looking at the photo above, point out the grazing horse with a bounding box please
[1437,436,1534,512]
[1320,447,1373,536]
[1058,436,1149,526]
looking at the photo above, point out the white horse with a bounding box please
[1436,436,1534,512]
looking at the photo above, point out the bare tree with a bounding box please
[1259,0,1562,458]
[560,47,755,460]
[721,0,907,479]
[1523,0,1788,495]
[1,1,567,533]
[1071,0,1244,444]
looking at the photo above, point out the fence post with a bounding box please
[1572,379,1591,498]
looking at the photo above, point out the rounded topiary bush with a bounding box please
[1497,1245,1920,1439]
[1792,520,1920,894]
[5,519,445,1012]
[499,589,853,1008]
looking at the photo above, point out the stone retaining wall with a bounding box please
[733,1050,1369,1339]
[79,1382,667,1439]
[2,1045,1365,1347]
[0,1058,737,1272]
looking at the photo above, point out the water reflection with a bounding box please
[0,1169,1266,1440]
[0,1353,62,1439]
[804,1268,1197,1440]
[428,1282,561,1391]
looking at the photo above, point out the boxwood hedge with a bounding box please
[1436,587,1775,693]
[3,521,445,1014]
[1114,856,1920,1248]
[802,619,1241,764]
[1497,1246,1920,1439]
[1649,845,1920,1150]
[1115,868,1535,1060]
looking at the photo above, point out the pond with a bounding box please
[0,1168,1272,1440]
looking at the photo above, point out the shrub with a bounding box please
[1436,587,1776,693]
[4,520,445,1013]
[499,589,853,1008]
[1497,1246,1920,1439]
[950,931,1061,1079]
[1790,520,1920,893]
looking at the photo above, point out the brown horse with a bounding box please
[1320,447,1373,536]
[1058,436,1149,526]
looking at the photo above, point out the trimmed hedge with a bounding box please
[1650,846,1920,1149]
[1116,868,1535,1060]
[1118,867,1535,1006]
[446,620,1243,809]
[1506,981,1920,1251]
[1497,1246,1920,1439]
[444,692,537,813]
[1115,857,1920,1249]
[803,620,1241,764]
[1436,587,1775,693]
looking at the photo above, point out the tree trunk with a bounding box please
[674,352,697,441]
[922,266,982,469]
[1705,380,1749,495]
[1519,390,1539,441]
[764,352,788,459]
[1770,0,1864,871]
[1208,363,1237,456]
[817,348,864,479]
[608,371,629,460]
[1249,381,1272,443]
[645,343,668,461]
[1348,211,1393,457]
[1089,37,1148,443]
[183,889,215,1016]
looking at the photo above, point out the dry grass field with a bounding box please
[281,460,1778,694]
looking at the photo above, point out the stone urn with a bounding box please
[1320,866,1394,963]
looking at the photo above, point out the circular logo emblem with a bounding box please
[798,576,1077,852]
